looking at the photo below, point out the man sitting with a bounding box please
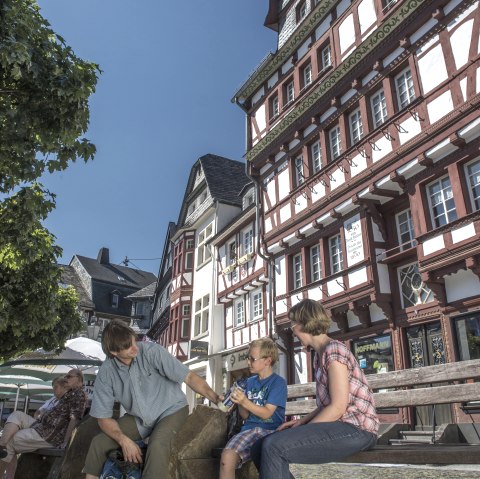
[34,377,69,420]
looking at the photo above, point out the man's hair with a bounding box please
[250,337,279,366]
[288,299,331,336]
[102,320,137,359]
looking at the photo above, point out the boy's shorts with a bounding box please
[224,427,275,467]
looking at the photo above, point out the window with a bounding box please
[382,0,398,12]
[398,262,432,308]
[186,239,194,249]
[228,241,237,265]
[427,176,457,228]
[111,293,119,309]
[270,95,280,119]
[234,298,245,327]
[465,158,480,211]
[294,156,305,187]
[194,295,209,336]
[297,1,308,21]
[251,290,263,321]
[285,80,295,105]
[353,335,393,374]
[329,234,344,274]
[371,90,388,128]
[302,63,312,89]
[349,109,364,145]
[293,253,303,289]
[395,68,415,109]
[181,317,190,338]
[182,304,191,316]
[135,302,144,316]
[320,44,332,71]
[197,223,213,265]
[244,229,254,255]
[311,141,322,173]
[310,245,321,282]
[185,251,193,269]
[454,313,480,361]
[396,209,415,250]
[329,126,342,161]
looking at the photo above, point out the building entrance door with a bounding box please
[406,322,452,429]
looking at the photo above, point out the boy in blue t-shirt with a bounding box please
[219,338,287,479]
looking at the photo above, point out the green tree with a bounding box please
[0,0,100,359]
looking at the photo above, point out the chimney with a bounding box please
[97,247,110,264]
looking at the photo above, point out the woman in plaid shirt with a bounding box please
[255,299,378,479]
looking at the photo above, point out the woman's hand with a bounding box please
[277,418,304,431]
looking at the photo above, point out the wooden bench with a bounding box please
[286,358,480,465]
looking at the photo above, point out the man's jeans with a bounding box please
[253,421,377,479]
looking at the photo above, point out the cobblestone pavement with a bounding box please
[289,463,480,478]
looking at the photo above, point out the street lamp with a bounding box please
[87,315,101,341]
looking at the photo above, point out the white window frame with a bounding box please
[294,156,305,187]
[321,44,332,71]
[244,229,254,255]
[311,141,322,173]
[286,80,295,105]
[186,238,194,249]
[250,289,263,322]
[271,95,279,119]
[329,126,341,161]
[397,262,433,308]
[293,253,303,289]
[228,241,237,265]
[465,158,480,212]
[303,63,312,88]
[329,234,344,274]
[427,175,457,228]
[194,294,209,337]
[349,109,364,145]
[371,89,388,128]
[310,245,321,282]
[396,209,415,250]
[234,297,245,327]
[299,1,308,20]
[395,68,415,109]
[182,304,191,316]
[197,223,213,266]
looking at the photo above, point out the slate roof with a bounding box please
[177,154,250,226]
[126,281,157,299]
[59,265,95,309]
[74,255,156,289]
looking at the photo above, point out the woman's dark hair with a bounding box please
[101,320,137,359]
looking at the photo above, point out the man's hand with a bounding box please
[119,436,143,464]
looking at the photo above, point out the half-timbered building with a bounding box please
[233,0,480,430]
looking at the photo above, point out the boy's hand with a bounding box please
[230,388,247,406]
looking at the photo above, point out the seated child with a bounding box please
[219,337,287,479]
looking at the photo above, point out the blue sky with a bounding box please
[37,0,276,274]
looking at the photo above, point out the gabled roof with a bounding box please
[73,255,156,289]
[59,265,95,309]
[177,154,250,227]
[126,281,157,299]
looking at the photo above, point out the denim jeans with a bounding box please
[255,421,377,479]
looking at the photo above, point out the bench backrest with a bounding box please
[285,358,480,416]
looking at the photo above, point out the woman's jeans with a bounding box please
[253,421,377,479]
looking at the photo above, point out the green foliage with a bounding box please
[0,0,99,359]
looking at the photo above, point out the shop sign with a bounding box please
[224,348,249,371]
[84,379,95,401]
[344,214,364,267]
[189,340,209,360]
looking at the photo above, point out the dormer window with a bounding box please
[297,1,308,22]
[242,189,255,209]
[111,292,120,309]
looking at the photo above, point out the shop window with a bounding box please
[465,158,480,211]
[293,253,303,289]
[427,175,457,228]
[329,234,344,274]
[395,68,415,109]
[454,313,480,361]
[352,334,394,375]
[311,141,322,173]
[371,89,388,128]
[349,109,364,145]
[310,245,321,282]
[397,262,433,308]
[395,208,415,250]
